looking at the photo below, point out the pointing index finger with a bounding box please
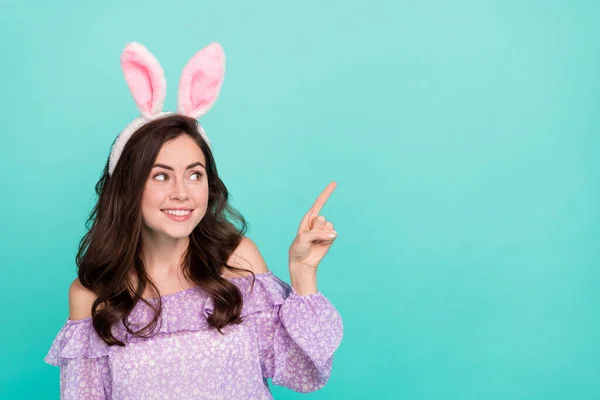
[309,181,337,216]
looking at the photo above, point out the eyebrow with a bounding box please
[152,162,205,171]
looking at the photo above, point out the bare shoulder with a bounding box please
[224,236,269,278]
[68,278,97,320]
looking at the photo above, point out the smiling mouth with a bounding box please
[161,209,194,216]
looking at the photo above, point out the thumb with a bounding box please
[299,228,338,244]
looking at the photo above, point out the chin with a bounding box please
[142,221,195,239]
[162,226,196,239]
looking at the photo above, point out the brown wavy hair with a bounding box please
[76,114,252,346]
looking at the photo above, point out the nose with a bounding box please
[169,178,190,201]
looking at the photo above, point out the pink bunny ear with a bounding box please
[121,42,167,118]
[177,42,225,119]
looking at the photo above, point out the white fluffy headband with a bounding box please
[108,42,225,176]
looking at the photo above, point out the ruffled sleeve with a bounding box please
[44,318,111,399]
[235,272,344,393]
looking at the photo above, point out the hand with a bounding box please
[289,181,338,271]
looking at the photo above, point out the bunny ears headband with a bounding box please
[108,42,225,176]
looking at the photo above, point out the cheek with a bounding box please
[192,182,210,209]
[142,187,166,209]
[141,187,168,225]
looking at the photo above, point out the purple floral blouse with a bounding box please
[44,271,343,399]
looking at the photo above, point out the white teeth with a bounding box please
[163,209,191,216]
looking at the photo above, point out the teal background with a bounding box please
[1,0,599,399]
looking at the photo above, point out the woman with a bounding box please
[44,42,343,399]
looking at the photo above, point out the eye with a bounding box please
[190,171,204,181]
[153,173,168,181]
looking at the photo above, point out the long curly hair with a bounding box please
[76,114,251,346]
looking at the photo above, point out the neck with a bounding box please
[140,227,190,280]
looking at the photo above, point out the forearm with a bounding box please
[289,263,318,295]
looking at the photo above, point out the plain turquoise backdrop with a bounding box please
[1,0,599,399]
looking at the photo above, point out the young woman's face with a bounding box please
[141,134,209,239]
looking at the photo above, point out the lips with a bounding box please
[161,209,194,222]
